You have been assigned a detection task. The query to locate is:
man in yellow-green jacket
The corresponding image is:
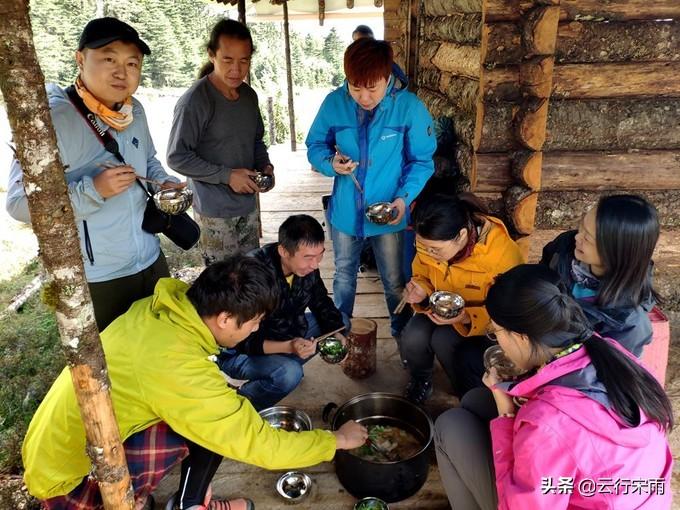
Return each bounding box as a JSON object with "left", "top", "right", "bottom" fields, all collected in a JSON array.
[{"left": 22, "top": 255, "right": 367, "bottom": 510}]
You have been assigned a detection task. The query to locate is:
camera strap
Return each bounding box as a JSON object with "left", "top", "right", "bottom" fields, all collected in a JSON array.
[{"left": 66, "top": 86, "right": 151, "bottom": 263}]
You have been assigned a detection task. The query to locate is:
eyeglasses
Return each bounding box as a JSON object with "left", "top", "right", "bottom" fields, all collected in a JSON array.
[{"left": 485, "top": 326, "right": 505, "bottom": 342}]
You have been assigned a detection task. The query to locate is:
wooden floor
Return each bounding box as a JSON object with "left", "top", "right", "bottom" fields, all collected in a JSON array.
[{"left": 153, "top": 146, "right": 453, "bottom": 509}]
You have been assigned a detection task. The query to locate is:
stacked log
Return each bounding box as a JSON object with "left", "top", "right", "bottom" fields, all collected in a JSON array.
[
  {"left": 472, "top": 3, "right": 680, "bottom": 230},
  {"left": 502, "top": 2, "right": 560, "bottom": 241},
  {"left": 414, "top": 1, "right": 485, "bottom": 182}
]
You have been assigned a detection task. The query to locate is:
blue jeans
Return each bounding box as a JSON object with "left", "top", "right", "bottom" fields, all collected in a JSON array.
[
  {"left": 331, "top": 226, "right": 409, "bottom": 337},
  {"left": 217, "top": 312, "right": 350, "bottom": 411}
]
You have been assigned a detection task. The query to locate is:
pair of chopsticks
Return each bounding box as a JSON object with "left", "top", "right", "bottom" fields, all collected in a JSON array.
[
  {"left": 314, "top": 326, "right": 346, "bottom": 343},
  {"left": 334, "top": 145, "right": 363, "bottom": 194},
  {"left": 393, "top": 295, "right": 408, "bottom": 315},
  {"left": 97, "top": 162, "right": 185, "bottom": 189}
]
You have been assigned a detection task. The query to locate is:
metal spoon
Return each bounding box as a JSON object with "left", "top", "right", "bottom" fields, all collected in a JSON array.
[{"left": 334, "top": 144, "right": 363, "bottom": 194}]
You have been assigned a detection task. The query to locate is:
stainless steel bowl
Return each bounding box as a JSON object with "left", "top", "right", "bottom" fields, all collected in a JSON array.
[
  {"left": 153, "top": 188, "right": 193, "bottom": 215},
  {"left": 317, "top": 336, "right": 348, "bottom": 364},
  {"left": 365, "top": 202, "right": 395, "bottom": 225},
  {"left": 259, "top": 406, "right": 312, "bottom": 432},
  {"left": 483, "top": 345, "right": 524, "bottom": 380},
  {"left": 276, "top": 471, "right": 313, "bottom": 503},
  {"left": 429, "top": 291, "right": 465, "bottom": 319},
  {"left": 251, "top": 172, "right": 274, "bottom": 192},
  {"left": 354, "top": 497, "right": 390, "bottom": 510}
]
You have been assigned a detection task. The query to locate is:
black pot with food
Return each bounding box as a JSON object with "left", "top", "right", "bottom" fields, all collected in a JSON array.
[{"left": 322, "top": 392, "right": 433, "bottom": 503}]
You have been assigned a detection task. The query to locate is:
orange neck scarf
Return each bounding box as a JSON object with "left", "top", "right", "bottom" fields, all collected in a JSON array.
[{"left": 75, "top": 77, "right": 133, "bottom": 131}]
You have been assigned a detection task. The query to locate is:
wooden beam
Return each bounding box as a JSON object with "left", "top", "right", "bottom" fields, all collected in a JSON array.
[
  {"left": 475, "top": 150, "right": 680, "bottom": 192},
  {"left": 486, "top": 20, "right": 680, "bottom": 65},
  {"left": 282, "top": 1, "right": 297, "bottom": 152},
  {"left": 422, "top": 13, "right": 483, "bottom": 44},
  {"left": 522, "top": 5, "right": 560, "bottom": 56},
  {"left": 484, "top": 62, "right": 680, "bottom": 101},
  {"left": 487, "top": 0, "right": 680, "bottom": 22},
  {"left": 431, "top": 42, "right": 482, "bottom": 78},
  {"left": 513, "top": 96, "right": 549, "bottom": 151},
  {"left": 479, "top": 97, "right": 680, "bottom": 152}
]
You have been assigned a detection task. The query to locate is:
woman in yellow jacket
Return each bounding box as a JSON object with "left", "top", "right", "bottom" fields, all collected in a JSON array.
[{"left": 401, "top": 193, "right": 524, "bottom": 404}]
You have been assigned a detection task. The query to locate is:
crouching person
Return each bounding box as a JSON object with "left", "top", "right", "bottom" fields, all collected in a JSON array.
[
  {"left": 434, "top": 264, "right": 672, "bottom": 510},
  {"left": 218, "top": 214, "right": 351, "bottom": 411},
  {"left": 22, "top": 255, "right": 367, "bottom": 510}
]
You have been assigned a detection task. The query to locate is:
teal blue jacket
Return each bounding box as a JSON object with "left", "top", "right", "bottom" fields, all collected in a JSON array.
[{"left": 305, "top": 71, "right": 436, "bottom": 238}]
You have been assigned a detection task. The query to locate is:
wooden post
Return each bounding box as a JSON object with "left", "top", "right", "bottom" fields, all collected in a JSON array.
[
  {"left": 267, "top": 96, "right": 275, "bottom": 145},
  {"left": 318, "top": 0, "right": 325, "bottom": 25},
  {"left": 0, "top": 3, "right": 134, "bottom": 509},
  {"left": 238, "top": 0, "right": 246, "bottom": 24},
  {"left": 283, "top": 0, "right": 297, "bottom": 151}
]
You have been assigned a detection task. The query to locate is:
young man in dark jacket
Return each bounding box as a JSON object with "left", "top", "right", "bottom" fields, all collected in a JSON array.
[{"left": 217, "top": 214, "right": 350, "bottom": 410}]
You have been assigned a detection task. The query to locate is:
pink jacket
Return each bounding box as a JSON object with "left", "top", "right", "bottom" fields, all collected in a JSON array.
[{"left": 491, "top": 342, "right": 672, "bottom": 510}]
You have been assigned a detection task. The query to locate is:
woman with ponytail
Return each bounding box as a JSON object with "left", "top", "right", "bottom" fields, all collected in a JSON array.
[
  {"left": 434, "top": 264, "right": 672, "bottom": 510},
  {"left": 540, "top": 194, "right": 661, "bottom": 356}
]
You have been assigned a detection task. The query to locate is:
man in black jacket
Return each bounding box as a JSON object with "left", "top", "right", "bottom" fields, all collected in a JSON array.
[{"left": 217, "top": 214, "right": 350, "bottom": 410}]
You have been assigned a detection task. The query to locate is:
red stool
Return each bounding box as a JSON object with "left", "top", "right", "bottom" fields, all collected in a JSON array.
[{"left": 641, "top": 307, "right": 670, "bottom": 387}]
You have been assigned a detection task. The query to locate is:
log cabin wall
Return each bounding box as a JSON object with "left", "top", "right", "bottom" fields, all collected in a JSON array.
[
  {"left": 386, "top": 0, "right": 680, "bottom": 233},
  {"left": 385, "top": 0, "right": 680, "bottom": 323}
]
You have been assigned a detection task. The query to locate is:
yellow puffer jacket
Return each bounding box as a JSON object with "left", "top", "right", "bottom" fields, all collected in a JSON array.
[
  {"left": 22, "top": 279, "right": 336, "bottom": 500},
  {"left": 412, "top": 215, "right": 524, "bottom": 337}
]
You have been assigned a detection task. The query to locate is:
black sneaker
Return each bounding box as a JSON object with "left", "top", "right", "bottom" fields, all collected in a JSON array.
[{"left": 404, "top": 377, "right": 433, "bottom": 404}]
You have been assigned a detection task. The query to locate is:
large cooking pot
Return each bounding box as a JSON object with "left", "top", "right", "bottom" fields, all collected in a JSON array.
[{"left": 323, "top": 392, "right": 433, "bottom": 503}]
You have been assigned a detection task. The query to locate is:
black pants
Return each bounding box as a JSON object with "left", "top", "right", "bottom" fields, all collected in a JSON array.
[
  {"left": 88, "top": 252, "right": 169, "bottom": 331},
  {"left": 176, "top": 440, "right": 224, "bottom": 508},
  {"left": 400, "top": 314, "right": 493, "bottom": 396}
]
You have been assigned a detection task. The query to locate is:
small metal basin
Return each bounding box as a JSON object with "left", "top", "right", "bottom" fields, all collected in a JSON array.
[
  {"left": 276, "top": 471, "right": 313, "bottom": 503},
  {"left": 251, "top": 172, "right": 274, "bottom": 192},
  {"left": 354, "top": 497, "right": 390, "bottom": 509},
  {"left": 316, "top": 336, "right": 348, "bottom": 364},
  {"left": 259, "top": 406, "right": 312, "bottom": 432}
]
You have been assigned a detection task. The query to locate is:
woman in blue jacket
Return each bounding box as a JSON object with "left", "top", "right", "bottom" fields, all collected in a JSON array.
[{"left": 306, "top": 38, "right": 436, "bottom": 339}]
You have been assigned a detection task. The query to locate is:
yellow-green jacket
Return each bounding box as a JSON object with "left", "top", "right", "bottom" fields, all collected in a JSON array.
[
  {"left": 412, "top": 215, "right": 524, "bottom": 337},
  {"left": 22, "top": 278, "right": 336, "bottom": 500}
]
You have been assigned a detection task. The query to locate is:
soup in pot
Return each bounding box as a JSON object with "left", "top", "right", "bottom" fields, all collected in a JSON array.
[{"left": 349, "top": 423, "right": 423, "bottom": 463}]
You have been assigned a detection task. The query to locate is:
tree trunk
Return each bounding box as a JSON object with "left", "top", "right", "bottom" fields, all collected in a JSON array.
[
  {"left": 477, "top": 150, "right": 680, "bottom": 192},
  {"left": 0, "top": 3, "right": 133, "bottom": 509},
  {"left": 282, "top": 2, "right": 297, "bottom": 151},
  {"left": 480, "top": 98, "right": 680, "bottom": 152},
  {"left": 487, "top": 0, "right": 680, "bottom": 22},
  {"left": 536, "top": 190, "right": 680, "bottom": 229},
  {"left": 487, "top": 19, "right": 680, "bottom": 65}
]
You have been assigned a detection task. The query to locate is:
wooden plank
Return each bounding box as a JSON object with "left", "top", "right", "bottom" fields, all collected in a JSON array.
[
  {"left": 487, "top": 0, "right": 680, "bottom": 22},
  {"left": 479, "top": 98, "right": 680, "bottom": 152},
  {"left": 487, "top": 20, "right": 680, "bottom": 65},
  {"left": 476, "top": 150, "right": 680, "bottom": 192},
  {"left": 260, "top": 192, "right": 327, "bottom": 212}
]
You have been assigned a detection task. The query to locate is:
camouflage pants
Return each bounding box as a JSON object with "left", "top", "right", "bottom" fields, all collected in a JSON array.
[{"left": 194, "top": 208, "right": 260, "bottom": 265}]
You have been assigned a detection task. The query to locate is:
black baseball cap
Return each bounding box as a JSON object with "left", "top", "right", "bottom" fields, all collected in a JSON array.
[{"left": 78, "top": 17, "right": 151, "bottom": 55}]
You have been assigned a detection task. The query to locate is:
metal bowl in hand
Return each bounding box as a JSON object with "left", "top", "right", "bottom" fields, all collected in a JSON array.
[
  {"left": 365, "top": 202, "right": 396, "bottom": 225},
  {"left": 483, "top": 345, "right": 523, "bottom": 380},
  {"left": 276, "top": 471, "right": 313, "bottom": 503},
  {"left": 429, "top": 291, "right": 465, "bottom": 319},
  {"left": 152, "top": 188, "right": 193, "bottom": 215},
  {"left": 251, "top": 172, "right": 274, "bottom": 192},
  {"left": 259, "top": 406, "right": 313, "bottom": 432},
  {"left": 317, "top": 336, "right": 348, "bottom": 364}
]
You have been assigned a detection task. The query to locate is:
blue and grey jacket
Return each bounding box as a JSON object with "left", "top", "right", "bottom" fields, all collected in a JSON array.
[
  {"left": 6, "top": 84, "right": 177, "bottom": 282},
  {"left": 305, "top": 68, "right": 436, "bottom": 238},
  {"left": 540, "top": 230, "right": 655, "bottom": 357}
]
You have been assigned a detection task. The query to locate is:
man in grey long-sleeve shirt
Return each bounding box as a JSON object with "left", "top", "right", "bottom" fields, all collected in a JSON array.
[{"left": 167, "top": 20, "right": 274, "bottom": 263}]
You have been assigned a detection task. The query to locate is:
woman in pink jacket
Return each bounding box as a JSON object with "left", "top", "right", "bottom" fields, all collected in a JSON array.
[{"left": 434, "top": 264, "right": 672, "bottom": 510}]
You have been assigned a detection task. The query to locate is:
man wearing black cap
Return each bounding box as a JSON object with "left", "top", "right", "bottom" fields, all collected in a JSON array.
[{"left": 6, "top": 17, "right": 182, "bottom": 331}]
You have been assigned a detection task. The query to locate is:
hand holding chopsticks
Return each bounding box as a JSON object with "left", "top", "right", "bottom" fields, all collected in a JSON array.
[{"left": 334, "top": 145, "right": 363, "bottom": 194}]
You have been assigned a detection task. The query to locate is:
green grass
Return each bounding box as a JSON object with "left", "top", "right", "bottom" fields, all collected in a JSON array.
[
  {"left": 0, "top": 260, "right": 64, "bottom": 474},
  {"left": 0, "top": 243, "right": 203, "bottom": 474}
]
